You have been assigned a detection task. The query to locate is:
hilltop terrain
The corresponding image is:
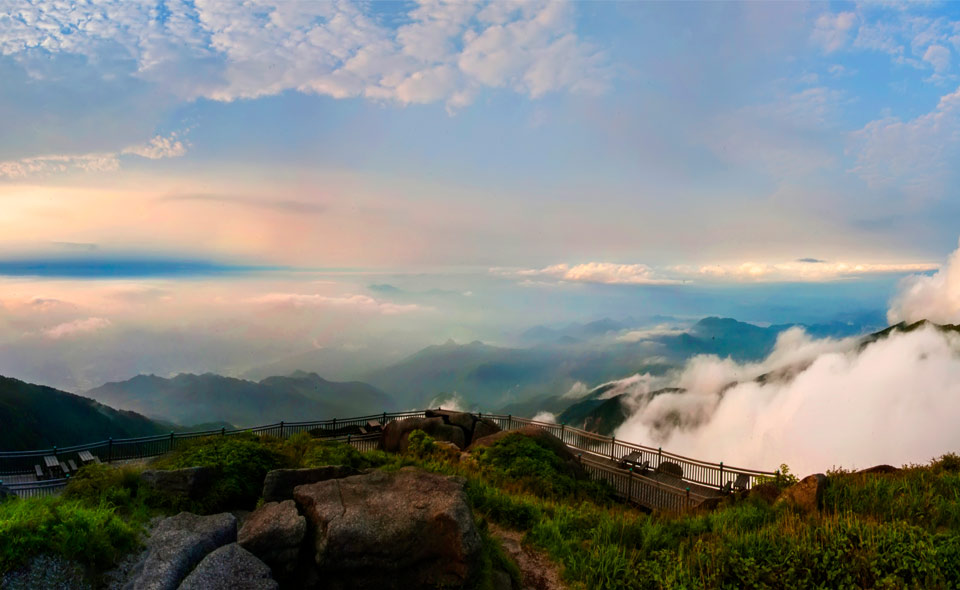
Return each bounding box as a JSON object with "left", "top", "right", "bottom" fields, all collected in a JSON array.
[{"left": 86, "top": 371, "right": 394, "bottom": 427}]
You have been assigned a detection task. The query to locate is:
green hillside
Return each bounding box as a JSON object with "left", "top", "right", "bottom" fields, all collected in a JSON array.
[{"left": 0, "top": 375, "right": 167, "bottom": 451}]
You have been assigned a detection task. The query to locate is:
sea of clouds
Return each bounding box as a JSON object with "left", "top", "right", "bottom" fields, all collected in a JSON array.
[{"left": 613, "top": 239, "right": 960, "bottom": 475}]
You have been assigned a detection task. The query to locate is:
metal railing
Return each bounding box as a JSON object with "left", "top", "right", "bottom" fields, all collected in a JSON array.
[
  {"left": 1, "top": 409, "right": 776, "bottom": 509},
  {"left": 480, "top": 413, "right": 777, "bottom": 492}
]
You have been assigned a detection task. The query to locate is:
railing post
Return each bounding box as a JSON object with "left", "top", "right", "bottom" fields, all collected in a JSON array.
[
  {"left": 107, "top": 438, "right": 113, "bottom": 463},
  {"left": 170, "top": 431, "right": 175, "bottom": 451},
  {"left": 280, "top": 421, "right": 284, "bottom": 438},
  {"left": 658, "top": 446, "right": 662, "bottom": 468},
  {"left": 719, "top": 461, "right": 724, "bottom": 490},
  {"left": 332, "top": 418, "right": 337, "bottom": 434},
  {"left": 382, "top": 412, "right": 387, "bottom": 425},
  {"left": 221, "top": 427, "right": 225, "bottom": 437},
  {"left": 561, "top": 423, "right": 566, "bottom": 443},
  {"left": 508, "top": 414, "right": 512, "bottom": 430},
  {"left": 610, "top": 436, "right": 615, "bottom": 460},
  {"left": 628, "top": 467, "right": 634, "bottom": 501}
]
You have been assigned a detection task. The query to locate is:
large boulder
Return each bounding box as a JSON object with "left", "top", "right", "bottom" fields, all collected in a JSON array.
[
  {"left": 262, "top": 466, "right": 362, "bottom": 503},
  {"left": 382, "top": 417, "right": 466, "bottom": 452},
  {"left": 776, "top": 473, "right": 827, "bottom": 514},
  {"left": 177, "top": 544, "right": 277, "bottom": 590},
  {"left": 123, "top": 512, "right": 237, "bottom": 590},
  {"left": 238, "top": 500, "right": 305, "bottom": 580},
  {"left": 472, "top": 417, "right": 502, "bottom": 442},
  {"left": 292, "top": 468, "right": 482, "bottom": 589},
  {"left": 140, "top": 467, "right": 216, "bottom": 502}
]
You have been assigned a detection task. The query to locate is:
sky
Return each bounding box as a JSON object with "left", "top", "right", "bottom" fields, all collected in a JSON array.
[{"left": 3, "top": 0, "right": 960, "bottom": 392}]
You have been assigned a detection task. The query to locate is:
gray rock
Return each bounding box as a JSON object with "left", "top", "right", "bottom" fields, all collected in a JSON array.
[
  {"left": 472, "top": 417, "right": 502, "bottom": 442},
  {"left": 293, "top": 468, "right": 481, "bottom": 589},
  {"left": 123, "top": 512, "right": 237, "bottom": 590},
  {"left": 177, "top": 544, "right": 277, "bottom": 590},
  {"left": 261, "top": 466, "right": 361, "bottom": 503},
  {"left": 0, "top": 554, "right": 90, "bottom": 590},
  {"left": 382, "top": 417, "right": 467, "bottom": 452},
  {"left": 238, "top": 500, "right": 305, "bottom": 580},
  {"left": 140, "top": 467, "right": 216, "bottom": 501}
]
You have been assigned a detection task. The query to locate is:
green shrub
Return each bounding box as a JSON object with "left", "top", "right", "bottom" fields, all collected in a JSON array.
[
  {"left": 406, "top": 429, "right": 437, "bottom": 458},
  {"left": 150, "top": 433, "right": 284, "bottom": 511},
  {"left": 63, "top": 463, "right": 144, "bottom": 516},
  {"left": 0, "top": 496, "right": 140, "bottom": 575},
  {"left": 302, "top": 439, "right": 396, "bottom": 470}
]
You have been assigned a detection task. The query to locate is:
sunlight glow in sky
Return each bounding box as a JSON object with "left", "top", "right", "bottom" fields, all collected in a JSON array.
[{"left": 2, "top": 0, "right": 960, "bottom": 390}]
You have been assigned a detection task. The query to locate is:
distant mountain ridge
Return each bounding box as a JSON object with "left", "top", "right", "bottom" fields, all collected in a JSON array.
[
  {"left": 0, "top": 374, "right": 168, "bottom": 451},
  {"left": 86, "top": 371, "right": 394, "bottom": 427}
]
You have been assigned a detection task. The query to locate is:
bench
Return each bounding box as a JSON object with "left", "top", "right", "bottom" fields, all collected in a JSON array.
[
  {"left": 619, "top": 450, "right": 643, "bottom": 469},
  {"left": 68, "top": 459, "right": 79, "bottom": 473},
  {"left": 78, "top": 450, "right": 96, "bottom": 464},
  {"left": 367, "top": 420, "right": 382, "bottom": 431},
  {"left": 34, "top": 465, "right": 44, "bottom": 480},
  {"left": 60, "top": 461, "right": 71, "bottom": 476},
  {"left": 733, "top": 473, "right": 750, "bottom": 492}
]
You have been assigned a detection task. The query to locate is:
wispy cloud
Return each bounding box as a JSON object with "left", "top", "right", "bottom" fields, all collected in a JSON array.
[
  {"left": 248, "top": 293, "right": 426, "bottom": 315},
  {"left": 680, "top": 260, "right": 939, "bottom": 282},
  {"left": 157, "top": 193, "right": 325, "bottom": 215},
  {"left": 498, "top": 262, "right": 681, "bottom": 286},
  {"left": 0, "top": 132, "right": 187, "bottom": 179},
  {"left": 43, "top": 317, "right": 112, "bottom": 340}
]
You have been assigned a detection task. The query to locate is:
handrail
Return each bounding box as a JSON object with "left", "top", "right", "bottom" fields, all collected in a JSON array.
[{"left": 1, "top": 408, "right": 776, "bottom": 508}]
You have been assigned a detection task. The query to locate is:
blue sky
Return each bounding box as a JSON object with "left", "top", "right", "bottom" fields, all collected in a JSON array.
[{"left": 3, "top": 0, "right": 960, "bottom": 390}]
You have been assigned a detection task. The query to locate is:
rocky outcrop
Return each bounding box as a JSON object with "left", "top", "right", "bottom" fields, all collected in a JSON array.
[
  {"left": 856, "top": 464, "right": 901, "bottom": 475},
  {"left": 381, "top": 417, "right": 466, "bottom": 452},
  {"left": 776, "top": 473, "right": 827, "bottom": 513},
  {"left": 123, "top": 512, "right": 237, "bottom": 590},
  {"left": 382, "top": 411, "right": 503, "bottom": 453},
  {"left": 140, "top": 467, "right": 216, "bottom": 502},
  {"left": 292, "top": 468, "right": 482, "bottom": 589},
  {"left": 177, "top": 544, "right": 277, "bottom": 590},
  {"left": 238, "top": 500, "right": 305, "bottom": 580},
  {"left": 261, "top": 466, "right": 362, "bottom": 502}
]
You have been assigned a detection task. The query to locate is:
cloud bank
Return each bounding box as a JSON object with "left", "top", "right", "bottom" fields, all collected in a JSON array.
[
  {"left": 888, "top": 239, "right": 960, "bottom": 325},
  {"left": 613, "top": 323, "right": 960, "bottom": 475}
]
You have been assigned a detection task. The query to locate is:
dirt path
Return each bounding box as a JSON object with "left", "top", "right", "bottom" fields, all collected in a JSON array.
[{"left": 489, "top": 523, "right": 567, "bottom": 590}]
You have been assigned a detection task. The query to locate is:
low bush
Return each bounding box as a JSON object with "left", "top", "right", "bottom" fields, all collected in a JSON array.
[{"left": 150, "top": 433, "right": 284, "bottom": 511}]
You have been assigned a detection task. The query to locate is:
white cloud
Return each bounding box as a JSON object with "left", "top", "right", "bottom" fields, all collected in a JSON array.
[
  {"left": 249, "top": 293, "right": 425, "bottom": 315},
  {"left": 811, "top": 11, "right": 857, "bottom": 53},
  {"left": 614, "top": 325, "right": 960, "bottom": 474},
  {"left": 506, "top": 262, "right": 680, "bottom": 285},
  {"left": 848, "top": 85, "right": 960, "bottom": 197},
  {"left": 684, "top": 260, "right": 939, "bottom": 282},
  {"left": 0, "top": 133, "right": 187, "bottom": 179},
  {"left": 923, "top": 43, "right": 952, "bottom": 74},
  {"left": 888, "top": 237, "right": 960, "bottom": 325},
  {"left": 2, "top": 0, "right": 609, "bottom": 109},
  {"left": 43, "top": 317, "right": 112, "bottom": 339}
]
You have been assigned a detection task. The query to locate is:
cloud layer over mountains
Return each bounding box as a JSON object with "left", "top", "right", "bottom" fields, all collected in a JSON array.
[{"left": 613, "top": 245, "right": 960, "bottom": 474}]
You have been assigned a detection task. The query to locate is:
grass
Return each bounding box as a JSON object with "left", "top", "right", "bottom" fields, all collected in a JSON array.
[{"left": 3, "top": 429, "right": 960, "bottom": 589}]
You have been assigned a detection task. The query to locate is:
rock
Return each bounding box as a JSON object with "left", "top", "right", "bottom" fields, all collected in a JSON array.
[
  {"left": 856, "top": 464, "right": 901, "bottom": 475},
  {"left": 177, "top": 544, "right": 277, "bottom": 590},
  {"left": 382, "top": 417, "right": 467, "bottom": 452},
  {"left": 293, "top": 468, "right": 481, "bottom": 589},
  {"left": 747, "top": 481, "right": 781, "bottom": 505},
  {"left": 490, "top": 569, "right": 514, "bottom": 590},
  {"left": 261, "top": 466, "right": 361, "bottom": 502},
  {"left": 776, "top": 473, "right": 827, "bottom": 513},
  {"left": 1, "top": 554, "right": 91, "bottom": 590},
  {"left": 425, "top": 409, "right": 477, "bottom": 435},
  {"left": 140, "top": 467, "right": 216, "bottom": 502},
  {"left": 472, "top": 417, "right": 501, "bottom": 442},
  {"left": 238, "top": 500, "right": 305, "bottom": 580},
  {"left": 468, "top": 426, "right": 586, "bottom": 480},
  {"left": 656, "top": 462, "right": 683, "bottom": 479},
  {"left": 123, "top": 512, "right": 237, "bottom": 590}
]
